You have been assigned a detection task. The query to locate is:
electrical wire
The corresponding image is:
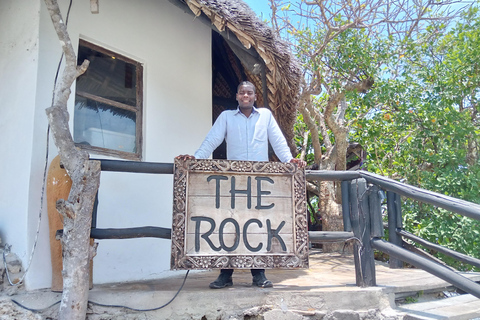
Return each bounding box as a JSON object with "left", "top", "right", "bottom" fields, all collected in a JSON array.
[
  {"left": 11, "top": 270, "right": 190, "bottom": 313},
  {"left": 89, "top": 270, "right": 190, "bottom": 312},
  {"left": 2, "top": 0, "right": 74, "bottom": 287},
  {"left": 3, "top": 125, "right": 50, "bottom": 286}
]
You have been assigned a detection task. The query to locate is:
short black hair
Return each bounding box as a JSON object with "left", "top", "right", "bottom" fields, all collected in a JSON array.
[{"left": 237, "top": 81, "right": 256, "bottom": 93}]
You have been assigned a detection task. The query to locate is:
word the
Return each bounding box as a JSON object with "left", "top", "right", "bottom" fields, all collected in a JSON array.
[{"left": 207, "top": 175, "right": 275, "bottom": 209}]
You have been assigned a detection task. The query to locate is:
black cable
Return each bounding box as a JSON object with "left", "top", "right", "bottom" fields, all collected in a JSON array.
[
  {"left": 11, "top": 299, "right": 60, "bottom": 313},
  {"left": 13, "top": 0, "right": 187, "bottom": 314},
  {"left": 11, "top": 270, "right": 190, "bottom": 313},
  {"left": 52, "top": 0, "right": 73, "bottom": 93},
  {"left": 4, "top": 0, "right": 75, "bottom": 289},
  {"left": 65, "top": 0, "right": 73, "bottom": 25},
  {"left": 89, "top": 270, "right": 190, "bottom": 312}
]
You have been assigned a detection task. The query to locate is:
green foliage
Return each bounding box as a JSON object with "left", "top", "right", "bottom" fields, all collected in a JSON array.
[
  {"left": 403, "top": 295, "right": 419, "bottom": 304},
  {"left": 287, "top": 1, "right": 480, "bottom": 269},
  {"left": 347, "top": 7, "right": 480, "bottom": 270}
]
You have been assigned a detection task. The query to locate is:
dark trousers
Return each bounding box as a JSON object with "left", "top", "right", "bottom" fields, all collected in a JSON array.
[{"left": 220, "top": 269, "right": 264, "bottom": 276}]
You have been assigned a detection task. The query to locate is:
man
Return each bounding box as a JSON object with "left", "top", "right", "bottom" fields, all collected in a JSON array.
[{"left": 177, "top": 81, "right": 305, "bottom": 289}]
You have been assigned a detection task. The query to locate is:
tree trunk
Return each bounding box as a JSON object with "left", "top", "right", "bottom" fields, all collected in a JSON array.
[
  {"left": 56, "top": 159, "right": 99, "bottom": 319},
  {"left": 318, "top": 181, "right": 345, "bottom": 253},
  {"left": 43, "top": 1, "right": 100, "bottom": 319}
]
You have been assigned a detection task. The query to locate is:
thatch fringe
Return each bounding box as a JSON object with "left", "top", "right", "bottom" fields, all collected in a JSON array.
[{"left": 181, "top": 0, "right": 302, "bottom": 152}]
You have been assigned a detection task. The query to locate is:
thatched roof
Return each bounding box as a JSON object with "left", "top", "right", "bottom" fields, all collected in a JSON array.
[{"left": 174, "top": 0, "right": 302, "bottom": 152}]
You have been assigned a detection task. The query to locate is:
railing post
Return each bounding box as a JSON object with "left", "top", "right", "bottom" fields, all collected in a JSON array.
[
  {"left": 395, "top": 193, "right": 403, "bottom": 229},
  {"left": 92, "top": 191, "right": 99, "bottom": 229},
  {"left": 368, "top": 185, "right": 384, "bottom": 238},
  {"left": 341, "top": 180, "right": 352, "bottom": 232},
  {"left": 387, "top": 191, "right": 403, "bottom": 268},
  {"left": 349, "top": 178, "right": 376, "bottom": 287}
]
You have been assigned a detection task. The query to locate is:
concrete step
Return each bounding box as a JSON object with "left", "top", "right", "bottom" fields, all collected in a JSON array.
[
  {"left": 397, "top": 294, "right": 480, "bottom": 320},
  {"left": 6, "top": 251, "right": 480, "bottom": 319}
]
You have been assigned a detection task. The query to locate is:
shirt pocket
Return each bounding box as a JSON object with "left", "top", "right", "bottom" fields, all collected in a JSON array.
[{"left": 253, "top": 124, "right": 267, "bottom": 142}]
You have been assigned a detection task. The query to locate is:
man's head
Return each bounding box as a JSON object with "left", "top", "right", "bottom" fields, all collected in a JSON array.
[{"left": 236, "top": 81, "right": 257, "bottom": 109}]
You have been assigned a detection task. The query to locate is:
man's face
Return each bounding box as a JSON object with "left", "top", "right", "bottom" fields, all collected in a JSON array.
[{"left": 236, "top": 84, "right": 256, "bottom": 109}]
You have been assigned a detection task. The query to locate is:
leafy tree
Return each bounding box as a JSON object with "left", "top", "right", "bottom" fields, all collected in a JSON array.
[
  {"left": 349, "top": 6, "right": 480, "bottom": 269},
  {"left": 269, "top": 0, "right": 468, "bottom": 251}
]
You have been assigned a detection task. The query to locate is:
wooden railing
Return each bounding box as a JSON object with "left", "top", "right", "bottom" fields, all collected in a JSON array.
[
  {"left": 306, "top": 170, "right": 480, "bottom": 298},
  {"left": 82, "top": 159, "right": 480, "bottom": 298}
]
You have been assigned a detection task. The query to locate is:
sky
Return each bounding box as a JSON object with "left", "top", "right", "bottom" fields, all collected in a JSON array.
[{"left": 242, "top": 0, "right": 272, "bottom": 21}]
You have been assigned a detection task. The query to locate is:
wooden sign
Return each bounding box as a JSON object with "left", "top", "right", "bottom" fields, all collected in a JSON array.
[{"left": 171, "top": 159, "right": 308, "bottom": 270}]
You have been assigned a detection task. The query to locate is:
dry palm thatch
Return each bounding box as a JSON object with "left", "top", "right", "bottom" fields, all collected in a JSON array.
[{"left": 177, "top": 0, "right": 302, "bottom": 151}]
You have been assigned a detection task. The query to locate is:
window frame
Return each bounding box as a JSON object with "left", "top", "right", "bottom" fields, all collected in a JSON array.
[{"left": 74, "top": 39, "right": 143, "bottom": 160}]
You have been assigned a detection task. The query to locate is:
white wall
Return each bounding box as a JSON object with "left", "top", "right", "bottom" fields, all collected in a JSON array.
[
  {"left": 0, "top": 0, "right": 41, "bottom": 283},
  {"left": 2, "top": 0, "right": 213, "bottom": 290}
]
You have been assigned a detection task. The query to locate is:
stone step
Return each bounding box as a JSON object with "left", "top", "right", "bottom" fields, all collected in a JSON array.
[{"left": 397, "top": 294, "right": 480, "bottom": 320}]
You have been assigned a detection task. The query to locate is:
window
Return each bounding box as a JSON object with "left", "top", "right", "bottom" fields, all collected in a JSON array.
[{"left": 74, "top": 40, "right": 143, "bottom": 160}]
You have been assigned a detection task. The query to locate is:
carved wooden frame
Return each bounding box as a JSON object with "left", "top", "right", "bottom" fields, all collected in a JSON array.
[{"left": 171, "top": 159, "right": 308, "bottom": 270}]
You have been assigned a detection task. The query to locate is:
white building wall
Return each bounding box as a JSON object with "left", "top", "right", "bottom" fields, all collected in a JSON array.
[
  {"left": 0, "top": 0, "right": 41, "bottom": 285},
  {"left": 2, "top": 0, "right": 212, "bottom": 290}
]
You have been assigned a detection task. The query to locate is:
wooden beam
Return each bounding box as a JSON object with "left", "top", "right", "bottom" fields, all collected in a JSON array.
[
  {"left": 90, "top": 227, "right": 171, "bottom": 239},
  {"left": 360, "top": 171, "right": 480, "bottom": 221},
  {"left": 398, "top": 229, "right": 480, "bottom": 269},
  {"left": 168, "top": 1, "right": 267, "bottom": 107},
  {"left": 56, "top": 227, "right": 172, "bottom": 240},
  {"left": 93, "top": 159, "right": 174, "bottom": 174},
  {"left": 371, "top": 238, "right": 480, "bottom": 299},
  {"left": 168, "top": 0, "right": 260, "bottom": 60},
  {"left": 306, "top": 170, "right": 361, "bottom": 181},
  {"left": 308, "top": 231, "right": 354, "bottom": 242}
]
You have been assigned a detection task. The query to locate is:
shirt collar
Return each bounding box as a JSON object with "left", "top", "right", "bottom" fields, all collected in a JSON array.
[{"left": 234, "top": 106, "right": 259, "bottom": 115}]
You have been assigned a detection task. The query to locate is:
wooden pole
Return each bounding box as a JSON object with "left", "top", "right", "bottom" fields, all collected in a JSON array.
[
  {"left": 341, "top": 180, "right": 352, "bottom": 232},
  {"left": 368, "top": 185, "right": 384, "bottom": 238},
  {"left": 349, "top": 179, "right": 376, "bottom": 286},
  {"left": 387, "top": 191, "right": 403, "bottom": 268}
]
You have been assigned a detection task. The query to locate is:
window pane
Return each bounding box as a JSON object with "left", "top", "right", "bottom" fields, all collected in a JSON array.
[
  {"left": 76, "top": 45, "right": 137, "bottom": 106},
  {"left": 74, "top": 96, "right": 137, "bottom": 153}
]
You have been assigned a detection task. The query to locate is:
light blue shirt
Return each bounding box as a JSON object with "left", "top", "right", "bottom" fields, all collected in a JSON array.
[{"left": 194, "top": 107, "right": 293, "bottom": 163}]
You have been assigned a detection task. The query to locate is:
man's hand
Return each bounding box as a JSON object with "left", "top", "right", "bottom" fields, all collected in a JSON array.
[
  {"left": 176, "top": 154, "right": 196, "bottom": 161},
  {"left": 290, "top": 158, "right": 306, "bottom": 169}
]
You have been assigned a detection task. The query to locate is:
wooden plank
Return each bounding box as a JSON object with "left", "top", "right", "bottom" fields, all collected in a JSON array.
[
  {"left": 76, "top": 91, "right": 137, "bottom": 113},
  {"left": 360, "top": 171, "right": 480, "bottom": 220},
  {"left": 398, "top": 229, "right": 480, "bottom": 269},
  {"left": 306, "top": 170, "right": 361, "bottom": 181},
  {"left": 306, "top": 169, "right": 480, "bottom": 223},
  {"left": 187, "top": 172, "right": 293, "bottom": 197},
  {"left": 167, "top": 0, "right": 260, "bottom": 60},
  {"left": 398, "top": 294, "right": 480, "bottom": 319},
  {"left": 185, "top": 234, "right": 295, "bottom": 255},
  {"left": 308, "top": 231, "right": 355, "bottom": 242},
  {"left": 56, "top": 227, "right": 172, "bottom": 240},
  {"left": 186, "top": 197, "right": 294, "bottom": 234},
  {"left": 171, "top": 159, "right": 308, "bottom": 270},
  {"left": 371, "top": 238, "right": 480, "bottom": 299},
  {"left": 94, "top": 159, "right": 173, "bottom": 174}
]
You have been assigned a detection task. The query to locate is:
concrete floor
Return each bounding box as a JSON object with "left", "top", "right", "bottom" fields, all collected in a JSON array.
[{"left": 5, "top": 250, "right": 480, "bottom": 319}]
